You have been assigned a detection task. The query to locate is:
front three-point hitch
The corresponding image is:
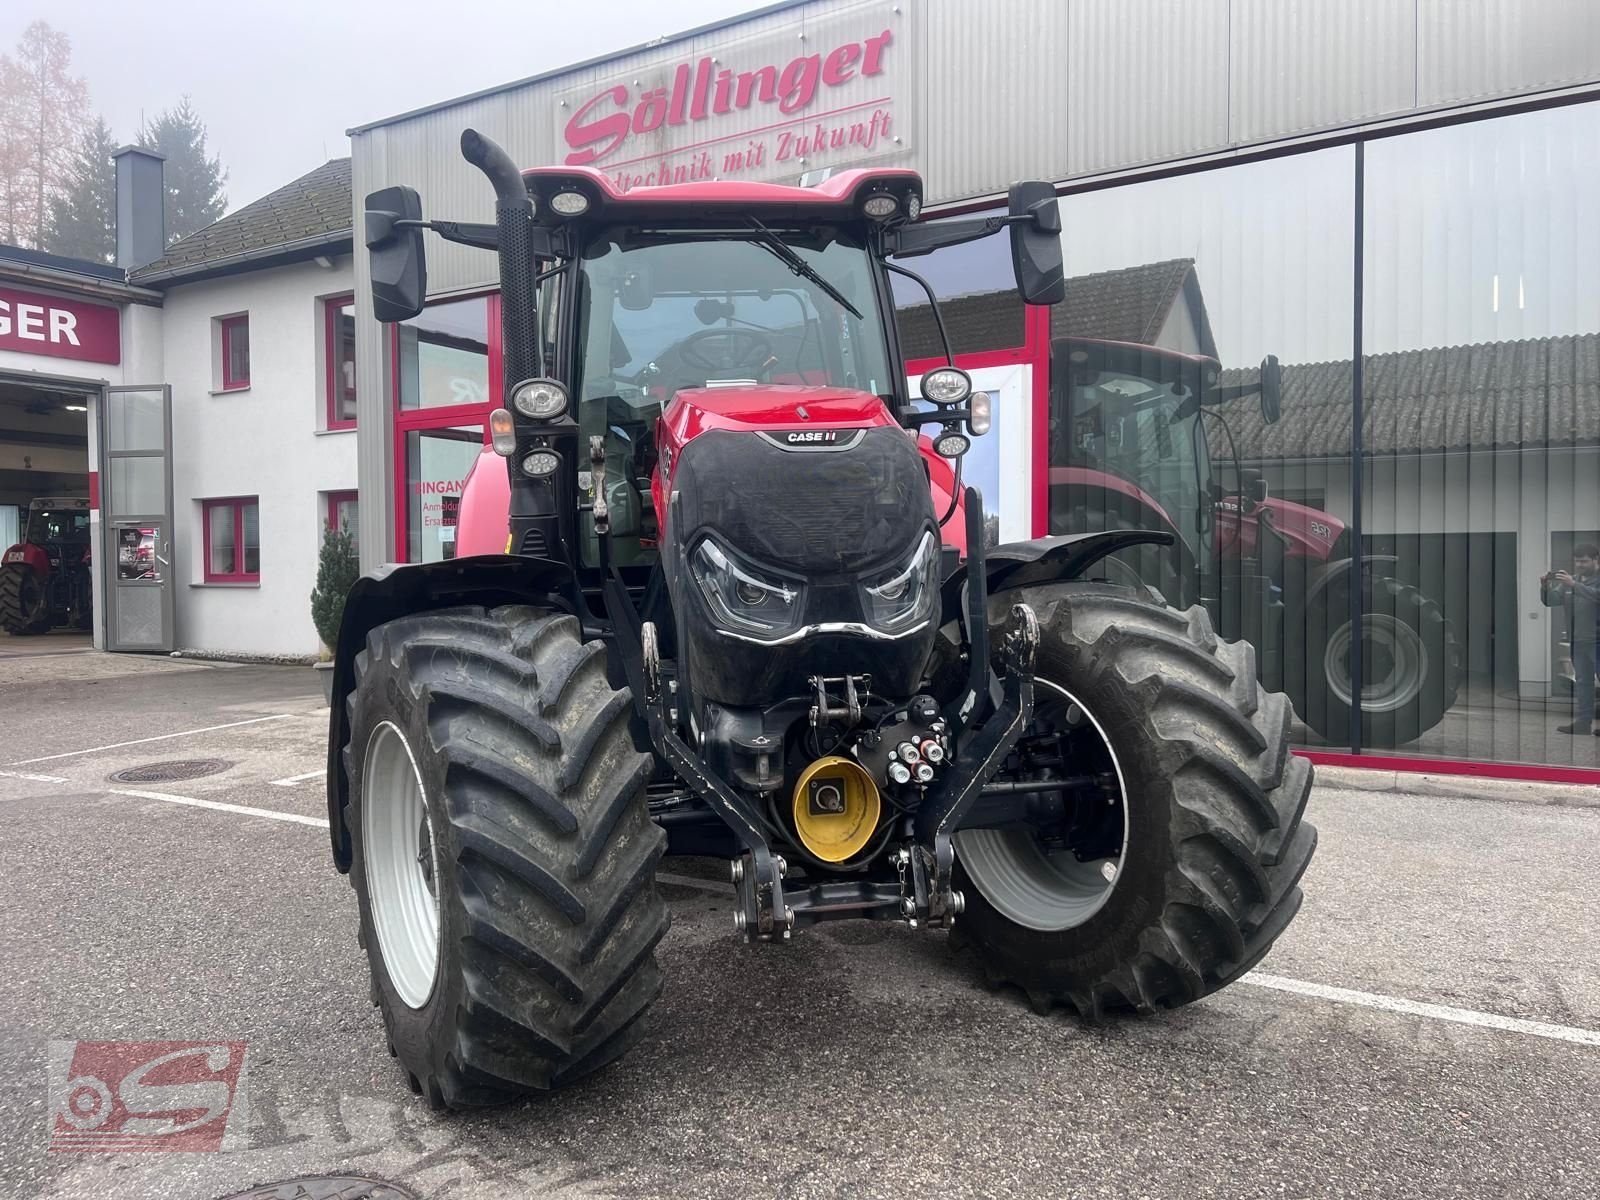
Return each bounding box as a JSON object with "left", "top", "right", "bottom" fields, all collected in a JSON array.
[{"left": 640, "top": 495, "right": 1037, "bottom": 943}]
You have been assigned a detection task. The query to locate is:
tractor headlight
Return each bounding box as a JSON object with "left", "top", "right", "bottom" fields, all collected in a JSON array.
[
  {"left": 511, "top": 378, "right": 568, "bottom": 421},
  {"left": 689, "top": 538, "right": 803, "bottom": 639},
  {"left": 921, "top": 366, "right": 971, "bottom": 406},
  {"left": 860, "top": 531, "right": 939, "bottom": 633}
]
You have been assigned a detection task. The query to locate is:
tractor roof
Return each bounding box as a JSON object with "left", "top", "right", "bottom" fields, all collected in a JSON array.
[{"left": 521, "top": 165, "right": 923, "bottom": 226}]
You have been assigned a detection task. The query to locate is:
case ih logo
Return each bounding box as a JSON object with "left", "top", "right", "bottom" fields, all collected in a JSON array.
[
  {"left": 49, "top": 1040, "right": 247, "bottom": 1152},
  {"left": 783, "top": 430, "right": 842, "bottom": 444},
  {"left": 559, "top": 8, "right": 906, "bottom": 192}
]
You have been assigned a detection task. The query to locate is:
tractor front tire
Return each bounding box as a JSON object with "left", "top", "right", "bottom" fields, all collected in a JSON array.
[
  {"left": 343, "top": 605, "right": 668, "bottom": 1109},
  {"left": 0, "top": 564, "right": 50, "bottom": 634},
  {"left": 952, "top": 583, "right": 1316, "bottom": 1017}
]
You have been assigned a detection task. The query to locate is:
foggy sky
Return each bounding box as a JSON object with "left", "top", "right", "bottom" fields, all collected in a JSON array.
[{"left": 4, "top": 0, "right": 769, "bottom": 216}]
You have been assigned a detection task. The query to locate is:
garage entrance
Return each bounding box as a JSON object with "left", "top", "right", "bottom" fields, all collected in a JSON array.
[
  {"left": 0, "top": 373, "right": 95, "bottom": 646},
  {"left": 0, "top": 374, "right": 175, "bottom": 652}
]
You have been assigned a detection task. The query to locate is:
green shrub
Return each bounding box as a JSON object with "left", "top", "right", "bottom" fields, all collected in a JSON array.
[{"left": 310, "top": 521, "right": 359, "bottom": 652}]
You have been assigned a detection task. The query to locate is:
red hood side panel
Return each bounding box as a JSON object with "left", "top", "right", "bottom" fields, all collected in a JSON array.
[
  {"left": 1215, "top": 495, "right": 1346, "bottom": 562},
  {"left": 455, "top": 447, "right": 512, "bottom": 559}
]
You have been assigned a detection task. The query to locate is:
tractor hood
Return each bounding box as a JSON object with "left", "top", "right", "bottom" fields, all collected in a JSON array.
[{"left": 660, "top": 384, "right": 896, "bottom": 445}]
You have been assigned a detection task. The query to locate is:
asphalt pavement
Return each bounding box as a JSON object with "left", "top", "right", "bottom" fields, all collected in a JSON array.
[{"left": 0, "top": 643, "right": 1596, "bottom": 1199}]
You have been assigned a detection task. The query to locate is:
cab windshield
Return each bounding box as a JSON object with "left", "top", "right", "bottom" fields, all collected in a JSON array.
[{"left": 574, "top": 230, "right": 893, "bottom": 420}]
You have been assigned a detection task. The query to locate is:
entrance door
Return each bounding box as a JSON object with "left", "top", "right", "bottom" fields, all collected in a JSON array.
[{"left": 102, "top": 385, "right": 174, "bottom": 651}]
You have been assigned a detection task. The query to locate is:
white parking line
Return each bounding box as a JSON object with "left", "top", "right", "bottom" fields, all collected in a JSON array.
[
  {"left": 1240, "top": 972, "right": 1600, "bottom": 1048},
  {"left": 0, "top": 769, "right": 70, "bottom": 783},
  {"left": 8, "top": 714, "right": 296, "bottom": 765},
  {"left": 270, "top": 769, "right": 324, "bottom": 787},
  {"left": 67, "top": 774, "right": 1600, "bottom": 1050},
  {"left": 108, "top": 788, "right": 330, "bottom": 829}
]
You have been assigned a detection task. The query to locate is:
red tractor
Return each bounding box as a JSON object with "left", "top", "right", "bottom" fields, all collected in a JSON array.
[
  {"left": 1, "top": 496, "right": 93, "bottom": 635},
  {"left": 326, "top": 130, "right": 1316, "bottom": 1109},
  {"left": 1048, "top": 338, "right": 1460, "bottom": 747}
]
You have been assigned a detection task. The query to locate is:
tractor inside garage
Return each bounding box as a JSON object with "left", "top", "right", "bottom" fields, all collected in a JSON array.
[{"left": 0, "top": 376, "right": 94, "bottom": 640}]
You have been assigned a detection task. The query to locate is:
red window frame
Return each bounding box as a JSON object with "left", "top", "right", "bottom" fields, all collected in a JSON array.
[
  {"left": 220, "top": 315, "right": 250, "bottom": 390},
  {"left": 202, "top": 496, "right": 259, "bottom": 583},
  {"left": 325, "top": 295, "right": 357, "bottom": 429},
  {"left": 326, "top": 489, "right": 358, "bottom": 534},
  {"left": 391, "top": 293, "right": 500, "bottom": 562}
]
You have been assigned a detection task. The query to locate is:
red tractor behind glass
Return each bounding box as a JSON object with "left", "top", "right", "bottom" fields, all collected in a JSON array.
[{"left": 1047, "top": 337, "right": 1460, "bottom": 747}]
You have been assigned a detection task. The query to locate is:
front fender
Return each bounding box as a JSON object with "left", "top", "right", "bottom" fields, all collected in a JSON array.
[
  {"left": 325, "top": 553, "right": 575, "bottom": 871},
  {"left": 2, "top": 543, "right": 50, "bottom": 576},
  {"left": 939, "top": 529, "right": 1177, "bottom": 627}
]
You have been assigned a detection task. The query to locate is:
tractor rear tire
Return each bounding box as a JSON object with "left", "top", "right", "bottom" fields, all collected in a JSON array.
[
  {"left": 952, "top": 582, "right": 1316, "bottom": 1017},
  {"left": 1294, "top": 573, "right": 1461, "bottom": 748},
  {"left": 0, "top": 564, "right": 50, "bottom": 634},
  {"left": 343, "top": 605, "right": 668, "bottom": 1109}
]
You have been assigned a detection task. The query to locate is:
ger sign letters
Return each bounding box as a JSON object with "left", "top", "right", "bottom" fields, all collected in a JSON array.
[{"left": 0, "top": 285, "right": 122, "bottom": 366}]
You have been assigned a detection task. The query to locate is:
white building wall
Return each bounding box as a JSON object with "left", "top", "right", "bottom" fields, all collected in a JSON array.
[{"left": 159, "top": 257, "right": 357, "bottom": 658}]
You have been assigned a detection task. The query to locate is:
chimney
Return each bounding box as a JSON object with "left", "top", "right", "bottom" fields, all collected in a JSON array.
[{"left": 112, "top": 145, "right": 166, "bottom": 269}]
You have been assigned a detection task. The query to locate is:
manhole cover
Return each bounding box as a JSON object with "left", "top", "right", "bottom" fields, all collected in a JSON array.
[
  {"left": 215, "top": 1176, "right": 418, "bottom": 1200},
  {"left": 110, "top": 759, "right": 231, "bottom": 784}
]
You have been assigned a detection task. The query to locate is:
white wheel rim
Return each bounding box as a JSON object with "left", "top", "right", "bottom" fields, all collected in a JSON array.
[
  {"left": 362, "top": 720, "right": 440, "bottom": 1009},
  {"left": 954, "top": 680, "right": 1128, "bottom": 933},
  {"left": 1324, "top": 614, "right": 1428, "bottom": 714}
]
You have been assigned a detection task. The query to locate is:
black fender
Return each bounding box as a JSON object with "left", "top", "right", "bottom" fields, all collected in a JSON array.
[
  {"left": 325, "top": 553, "right": 574, "bottom": 871},
  {"left": 940, "top": 529, "right": 1177, "bottom": 624},
  {"left": 1293, "top": 552, "right": 1402, "bottom": 617}
]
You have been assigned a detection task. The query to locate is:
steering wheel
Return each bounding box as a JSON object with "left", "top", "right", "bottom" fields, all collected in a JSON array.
[{"left": 679, "top": 328, "right": 775, "bottom": 375}]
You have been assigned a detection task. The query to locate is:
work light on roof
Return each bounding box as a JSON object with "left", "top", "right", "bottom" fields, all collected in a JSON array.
[
  {"left": 862, "top": 194, "right": 899, "bottom": 219},
  {"left": 906, "top": 194, "right": 922, "bottom": 221},
  {"left": 921, "top": 366, "right": 972, "bottom": 405},
  {"left": 550, "top": 190, "right": 590, "bottom": 216}
]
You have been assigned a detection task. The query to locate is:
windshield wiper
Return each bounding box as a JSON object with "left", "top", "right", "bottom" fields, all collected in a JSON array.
[{"left": 745, "top": 217, "right": 863, "bottom": 319}]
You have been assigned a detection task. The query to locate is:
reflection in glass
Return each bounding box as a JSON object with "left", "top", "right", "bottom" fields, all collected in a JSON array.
[
  {"left": 1364, "top": 102, "right": 1600, "bottom": 765},
  {"left": 397, "top": 297, "right": 490, "bottom": 411},
  {"left": 331, "top": 301, "right": 358, "bottom": 423},
  {"left": 1050, "top": 147, "right": 1360, "bottom": 750},
  {"left": 407, "top": 427, "right": 483, "bottom": 563},
  {"left": 208, "top": 510, "right": 235, "bottom": 576}
]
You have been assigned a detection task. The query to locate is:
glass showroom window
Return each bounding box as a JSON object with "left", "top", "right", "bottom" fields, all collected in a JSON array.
[
  {"left": 890, "top": 207, "right": 1027, "bottom": 358},
  {"left": 220, "top": 315, "right": 250, "bottom": 390},
  {"left": 392, "top": 295, "right": 495, "bottom": 562},
  {"left": 203, "top": 497, "right": 260, "bottom": 582},
  {"left": 326, "top": 296, "right": 357, "bottom": 428},
  {"left": 1363, "top": 101, "right": 1600, "bottom": 767},
  {"left": 1055, "top": 147, "right": 1359, "bottom": 752}
]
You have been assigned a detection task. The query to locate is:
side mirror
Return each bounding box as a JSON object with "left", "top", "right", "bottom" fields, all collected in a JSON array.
[
  {"left": 1006, "top": 181, "right": 1065, "bottom": 306},
  {"left": 365, "top": 186, "right": 426, "bottom": 323},
  {"left": 1259, "top": 354, "right": 1282, "bottom": 425},
  {"left": 1241, "top": 468, "right": 1270, "bottom": 505}
]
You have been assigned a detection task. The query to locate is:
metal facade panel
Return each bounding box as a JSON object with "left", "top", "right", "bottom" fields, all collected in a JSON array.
[
  {"left": 920, "top": 0, "right": 1073, "bottom": 203},
  {"left": 1066, "top": 0, "right": 1230, "bottom": 177},
  {"left": 1419, "top": 0, "right": 1600, "bottom": 107},
  {"left": 1231, "top": 0, "right": 1417, "bottom": 142}
]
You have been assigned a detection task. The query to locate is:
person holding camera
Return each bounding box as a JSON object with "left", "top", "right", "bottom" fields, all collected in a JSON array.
[{"left": 1542, "top": 543, "right": 1600, "bottom": 735}]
